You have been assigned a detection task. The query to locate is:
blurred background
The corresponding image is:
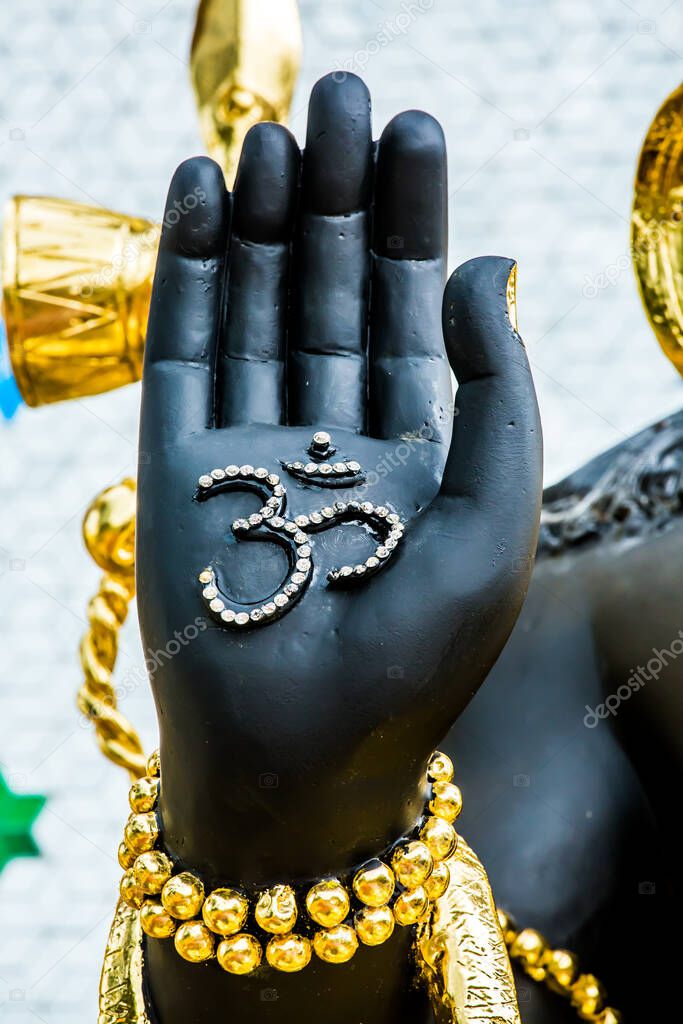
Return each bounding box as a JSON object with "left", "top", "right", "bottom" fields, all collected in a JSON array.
[{"left": 1, "top": 0, "right": 683, "bottom": 1020}]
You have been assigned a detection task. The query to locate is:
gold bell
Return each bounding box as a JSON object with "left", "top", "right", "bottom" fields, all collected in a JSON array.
[{"left": 1, "top": 0, "right": 302, "bottom": 408}]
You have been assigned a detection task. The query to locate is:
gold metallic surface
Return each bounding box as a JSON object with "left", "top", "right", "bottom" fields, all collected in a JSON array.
[
  {"left": 420, "top": 817, "right": 457, "bottom": 862},
  {"left": 78, "top": 481, "right": 146, "bottom": 779},
  {"left": 305, "top": 879, "right": 350, "bottom": 928},
  {"left": 120, "top": 871, "right": 146, "bottom": 911},
  {"left": 140, "top": 900, "right": 177, "bottom": 940},
  {"left": 129, "top": 777, "right": 160, "bottom": 815},
  {"left": 217, "top": 933, "right": 263, "bottom": 974},
  {"left": 124, "top": 813, "right": 159, "bottom": 855},
  {"left": 354, "top": 905, "right": 395, "bottom": 946},
  {"left": 191, "top": 0, "right": 302, "bottom": 186},
  {"left": 174, "top": 921, "right": 216, "bottom": 963},
  {"left": 393, "top": 886, "right": 428, "bottom": 927},
  {"left": 134, "top": 851, "right": 173, "bottom": 894},
  {"left": 313, "top": 924, "right": 359, "bottom": 964},
  {"left": 203, "top": 888, "right": 249, "bottom": 936},
  {"left": 98, "top": 900, "right": 149, "bottom": 1024},
  {"left": 500, "top": 904, "right": 621, "bottom": 1021},
  {"left": 118, "top": 842, "right": 137, "bottom": 871},
  {"left": 416, "top": 838, "right": 521, "bottom": 1024},
  {"left": 2, "top": 196, "right": 156, "bottom": 405},
  {"left": 161, "top": 872, "right": 205, "bottom": 920},
  {"left": 506, "top": 262, "right": 519, "bottom": 335},
  {"left": 352, "top": 860, "right": 396, "bottom": 907},
  {"left": 265, "top": 933, "right": 312, "bottom": 973},
  {"left": 427, "top": 751, "right": 454, "bottom": 783},
  {"left": 632, "top": 83, "right": 683, "bottom": 376},
  {"left": 255, "top": 884, "right": 298, "bottom": 934},
  {"left": 392, "top": 841, "right": 433, "bottom": 888},
  {"left": 428, "top": 781, "right": 463, "bottom": 823},
  {"left": 424, "top": 861, "right": 450, "bottom": 901},
  {"left": 147, "top": 751, "right": 160, "bottom": 778}
]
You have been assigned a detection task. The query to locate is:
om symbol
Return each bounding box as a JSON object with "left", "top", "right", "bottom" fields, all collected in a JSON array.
[{"left": 194, "top": 462, "right": 405, "bottom": 629}]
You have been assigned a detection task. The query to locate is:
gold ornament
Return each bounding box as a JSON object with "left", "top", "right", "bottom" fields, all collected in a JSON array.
[
  {"left": 202, "top": 888, "right": 249, "bottom": 936},
  {"left": 427, "top": 751, "right": 454, "bottom": 783},
  {"left": 3, "top": 1, "right": 302, "bottom": 410},
  {"left": 305, "top": 879, "right": 350, "bottom": 928},
  {"left": 191, "top": 0, "right": 302, "bottom": 186},
  {"left": 124, "top": 813, "right": 159, "bottom": 854},
  {"left": 424, "top": 861, "right": 450, "bottom": 901},
  {"left": 354, "top": 905, "right": 395, "bottom": 947},
  {"left": 146, "top": 751, "right": 161, "bottom": 778},
  {"left": 118, "top": 842, "right": 137, "bottom": 871},
  {"left": 420, "top": 816, "right": 457, "bottom": 862},
  {"left": 393, "top": 886, "right": 429, "bottom": 927},
  {"left": 174, "top": 921, "right": 215, "bottom": 963},
  {"left": 313, "top": 924, "right": 358, "bottom": 965},
  {"left": 133, "top": 851, "right": 173, "bottom": 895},
  {"left": 265, "top": 934, "right": 312, "bottom": 973},
  {"left": 140, "top": 900, "right": 177, "bottom": 940},
  {"left": 352, "top": 860, "right": 395, "bottom": 908},
  {"left": 161, "top": 872, "right": 205, "bottom": 921},
  {"left": 120, "top": 870, "right": 146, "bottom": 910},
  {"left": 543, "top": 947, "right": 579, "bottom": 994},
  {"left": 255, "top": 884, "right": 298, "bottom": 934},
  {"left": 632, "top": 82, "right": 683, "bottom": 376},
  {"left": 217, "top": 933, "right": 262, "bottom": 975},
  {"left": 128, "top": 777, "right": 160, "bottom": 814},
  {"left": 391, "top": 841, "right": 433, "bottom": 889},
  {"left": 428, "top": 781, "right": 462, "bottom": 823}
]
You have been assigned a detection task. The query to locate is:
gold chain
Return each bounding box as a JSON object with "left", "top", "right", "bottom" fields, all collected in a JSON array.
[
  {"left": 78, "top": 479, "right": 146, "bottom": 779},
  {"left": 497, "top": 910, "right": 621, "bottom": 1023},
  {"left": 78, "top": 480, "right": 620, "bottom": 1018}
]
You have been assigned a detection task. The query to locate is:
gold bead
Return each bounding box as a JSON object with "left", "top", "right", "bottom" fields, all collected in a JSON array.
[
  {"left": 140, "top": 899, "right": 177, "bottom": 939},
  {"left": 133, "top": 851, "right": 173, "bottom": 894},
  {"left": 147, "top": 751, "right": 161, "bottom": 777},
  {"left": 129, "top": 776, "right": 160, "bottom": 814},
  {"left": 174, "top": 921, "right": 215, "bottom": 963},
  {"left": 120, "top": 870, "right": 145, "bottom": 909},
  {"left": 217, "top": 933, "right": 262, "bottom": 975},
  {"left": 391, "top": 841, "right": 433, "bottom": 888},
  {"left": 570, "top": 974, "right": 605, "bottom": 1017},
  {"left": 496, "top": 907, "right": 518, "bottom": 946},
  {"left": 509, "top": 928, "right": 547, "bottom": 968},
  {"left": 419, "top": 816, "right": 457, "bottom": 862},
  {"left": 543, "top": 948, "right": 578, "bottom": 994},
  {"left": 427, "top": 751, "right": 454, "bottom": 782},
  {"left": 313, "top": 924, "right": 358, "bottom": 964},
  {"left": 595, "top": 1011, "right": 622, "bottom": 1024},
  {"left": 118, "top": 842, "right": 136, "bottom": 871},
  {"left": 202, "top": 888, "right": 249, "bottom": 936},
  {"left": 305, "top": 879, "right": 350, "bottom": 928},
  {"left": 393, "top": 886, "right": 429, "bottom": 926},
  {"left": 124, "top": 812, "right": 159, "bottom": 854},
  {"left": 355, "top": 905, "right": 395, "bottom": 946},
  {"left": 255, "top": 884, "right": 298, "bottom": 934},
  {"left": 352, "top": 860, "right": 395, "bottom": 907},
  {"left": 265, "top": 934, "right": 312, "bottom": 973},
  {"left": 161, "top": 871, "right": 205, "bottom": 920},
  {"left": 424, "top": 861, "right": 450, "bottom": 901},
  {"left": 428, "top": 781, "right": 463, "bottom": 823}
]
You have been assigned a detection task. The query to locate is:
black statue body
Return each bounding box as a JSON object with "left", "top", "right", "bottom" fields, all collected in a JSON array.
[
  {"left": 137, "top": 73, "right": 542, "bottom": 1024},
  {"left": 448, "top": 413, "right": 683, "bottom": 1020}
]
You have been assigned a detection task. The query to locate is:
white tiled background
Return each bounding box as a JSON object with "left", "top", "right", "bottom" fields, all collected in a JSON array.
[{"left": 1, "top": 1, "right": 683, "bottom": 1020}]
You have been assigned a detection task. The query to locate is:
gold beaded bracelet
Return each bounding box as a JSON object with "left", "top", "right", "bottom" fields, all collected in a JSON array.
[
  {"left": 118, "top": 750, "right": 461, "bottom": 974},
  {"left": 497, "top": 910, "right": 622, "bottom": 1023}
]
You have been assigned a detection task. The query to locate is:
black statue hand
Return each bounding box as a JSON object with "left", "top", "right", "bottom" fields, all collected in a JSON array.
[{"left": 137, "top": 73, "right": 542, "bottom": 1024}]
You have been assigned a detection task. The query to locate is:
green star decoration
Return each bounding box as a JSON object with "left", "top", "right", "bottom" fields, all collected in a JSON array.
[{"left": 0, "top": 769, "right": 46, "bottom": 875}]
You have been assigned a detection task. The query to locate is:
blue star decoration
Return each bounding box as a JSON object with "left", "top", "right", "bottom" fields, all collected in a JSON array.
[{"left": 0, "top": 768, "right": 46, "bottom": 875}]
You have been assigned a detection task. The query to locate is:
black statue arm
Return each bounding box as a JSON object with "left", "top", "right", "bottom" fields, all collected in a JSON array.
[{"left": 136, "top": 72, "right": 543, "bottom": 1024}]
